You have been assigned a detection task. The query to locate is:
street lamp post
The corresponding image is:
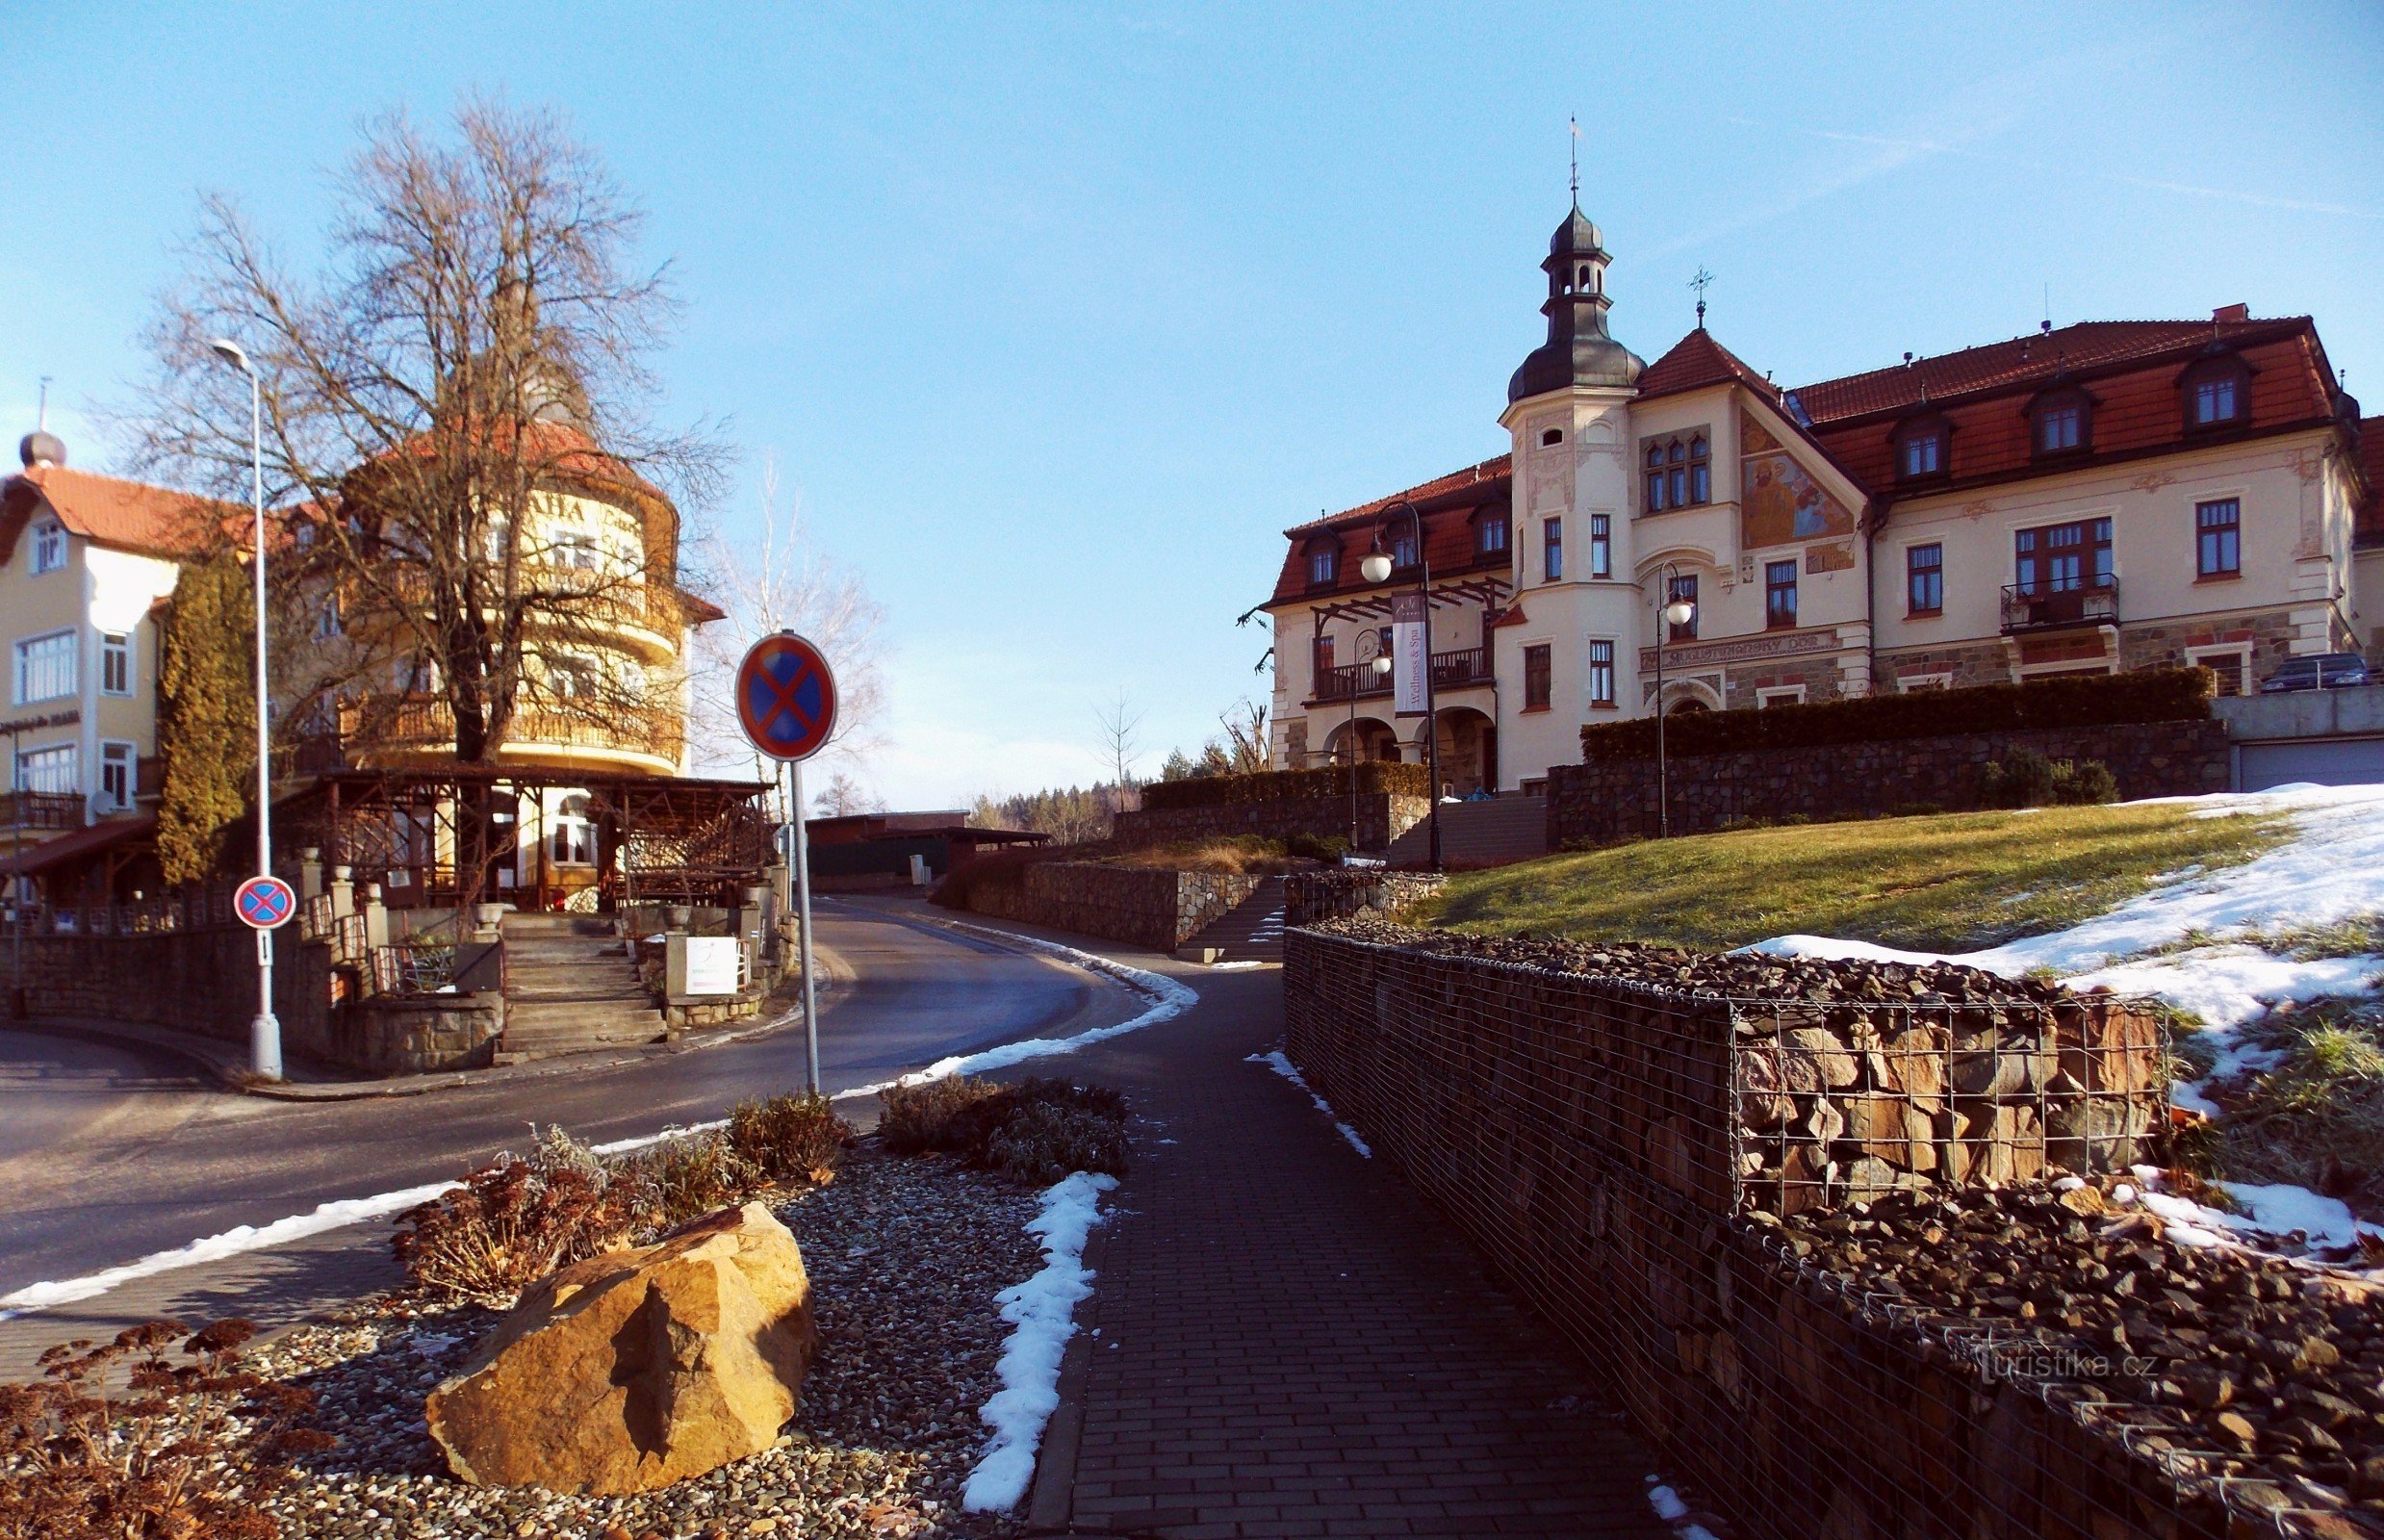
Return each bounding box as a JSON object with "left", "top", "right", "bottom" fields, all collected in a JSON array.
[
  {"left": 210, "top": 338, "right": 282, "bottom": 1081},
  {"left": 1342, "top": 634, "right": 1392, "bottom": 853},
  {"left": 1360, "top": 500, "right": 1441, "bottom": 871},
  {"left": 1653, "top": 561, "right": 1697, "bottom": 839}
]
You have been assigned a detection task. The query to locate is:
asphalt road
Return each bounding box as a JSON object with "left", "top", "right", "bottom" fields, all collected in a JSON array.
[{"left": 0, "top": 896, "right": 1136, "bottom": 1322}]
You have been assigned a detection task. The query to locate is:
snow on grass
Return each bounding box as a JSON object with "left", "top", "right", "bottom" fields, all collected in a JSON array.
[
  {"left": 961, "top": 1169, "right": 1117, "bottom": 1513},
  {"left": 836, "top": 918, "right": 1199, "bottom": 1100},
  {"left": 1247, "top": 1050, "right": 1371, "bottom": 1157},
  {"left": 0, "top": 1180, "right": 462, "bottom": 1322},
  {"left": 1748, "top": 783, "right": 2384, "bottom": 1027}
]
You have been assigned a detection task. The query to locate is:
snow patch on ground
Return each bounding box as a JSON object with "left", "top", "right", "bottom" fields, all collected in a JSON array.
[
  {"left": 0, "top": 1180, "right": 462, "bottom": 1322},
  {"left": 1746, "top": 783, "right": 2384, "bottom": 1027},
  {"left": 1644, "top": 1476, "right": 1722, "bottom": 1540},
  {"left": 837, "top": 920, "right": 1200, "bottom": 1100},
  {"left": 961, "top": 1169, "right": 1118, "bottom": 1513},
  {"left": 1247, "top": 1050, "right": 1371, "bottom": 1157},
  {"left": 1210, "top": 960, "right": 1270, "bottom": 971}
]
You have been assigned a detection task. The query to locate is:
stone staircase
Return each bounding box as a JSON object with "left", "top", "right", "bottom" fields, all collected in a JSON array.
[
  {"left": 1176, "top": 875, "right": 1287, "bottom": 965},
  {"left": 1382, "top": 795, "right": 1549, "bottom": 868},
  {"left": 497, "top": 912, "right": 667, "bottom": 1061}
]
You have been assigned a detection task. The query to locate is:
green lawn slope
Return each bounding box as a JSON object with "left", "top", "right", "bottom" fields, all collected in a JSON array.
[{"left": 1421, "top": 803, "right": 2286, "bottom": 954}]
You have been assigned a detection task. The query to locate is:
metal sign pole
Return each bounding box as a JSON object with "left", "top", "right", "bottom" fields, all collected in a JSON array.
[{"left": 789, "top": 754, "right": 819, "bottom": 1095}]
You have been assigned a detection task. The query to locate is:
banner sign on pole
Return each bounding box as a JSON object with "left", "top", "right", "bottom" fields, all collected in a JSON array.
[{"left": 1391, "top": 591, "right": 1429, "bottom": 718}]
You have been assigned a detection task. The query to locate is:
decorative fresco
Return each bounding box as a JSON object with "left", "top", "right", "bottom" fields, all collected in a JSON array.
[
  {"left": 1739, "top": 409, "right": 1855, "bottom": 550},
  {"left": 1805, "top": 540, "right": 1857, "bottom": 574}
]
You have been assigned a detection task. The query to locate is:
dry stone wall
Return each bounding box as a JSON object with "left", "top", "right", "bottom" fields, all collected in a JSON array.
[
  {"left": 960, "top": 862, "right": 1264, "bottom": 950},
  {"left": 15, "top": 927, "right": 339, "bottom": 1063},
  {"left": 1549, "top": 719, "right": 2230, "bottom": 849},
  {"left": 1282, "top": 869, "right": 1448, "bottom": 926},
  {"left": 1283, "top": 925, "right": 2214, "bottom": 1540},
  {"left": 1112, "top": 792, "right": 1428, "bottom": 853}
]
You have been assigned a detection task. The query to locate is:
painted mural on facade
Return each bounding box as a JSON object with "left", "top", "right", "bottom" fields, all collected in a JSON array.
[{"left": 1740, "top": 411, "right": 1855, "bottom": 550}]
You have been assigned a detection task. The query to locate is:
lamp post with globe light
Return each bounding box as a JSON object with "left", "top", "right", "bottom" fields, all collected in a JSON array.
[
  {"left": 1653, "top": 561, "right": 1697, "bottom": 840},
  {"left": 1359, "top": 500, "right": 1441, "bottom": 870},
  {"left": 1344, "top": 631, "right": 1393, "bottom": 853}
]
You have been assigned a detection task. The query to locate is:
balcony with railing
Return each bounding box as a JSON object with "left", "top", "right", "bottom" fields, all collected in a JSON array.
[
  {"left": 2000, "top": 579, "right": 2119, "bottom": 635},
  {"left": 1311, "top": 646, "right": 1495, "bottom": 703},
  {"left": 1, "top": 790, "right": 83, "bottom": 834},
  {"left": 292, "top": 694, "right": 684, "bottom": 774}
]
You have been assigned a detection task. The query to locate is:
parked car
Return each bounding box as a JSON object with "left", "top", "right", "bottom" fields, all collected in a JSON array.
[{"left": 2259, "top": 653, "right": 2374, "bottom": 693}]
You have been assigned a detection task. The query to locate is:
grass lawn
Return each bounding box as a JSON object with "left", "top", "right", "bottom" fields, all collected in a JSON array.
[{"left": 1423, "top": 803, "right": 2290, "bottom": 953}]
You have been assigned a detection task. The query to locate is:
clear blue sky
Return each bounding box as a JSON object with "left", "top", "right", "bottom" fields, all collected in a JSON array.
[{"left": 4, "top": 3, "right": 2379, "bottom": 807}]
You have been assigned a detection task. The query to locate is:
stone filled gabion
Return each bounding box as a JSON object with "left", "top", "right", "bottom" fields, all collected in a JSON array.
[{"left": 1313, "top": 917, "right": 2167, "bottom": 1212}]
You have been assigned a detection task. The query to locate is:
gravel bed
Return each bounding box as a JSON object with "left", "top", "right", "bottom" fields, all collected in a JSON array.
[
  {"left": 246, "top": 1142, "right": 1044, "bottom": 1539},
  {"left": 1316, "top": 915, "right": 2080, "bottom": 1005},
  {"left": 1756, "top": 1177, "right": 2384, "bottom": 1524}
]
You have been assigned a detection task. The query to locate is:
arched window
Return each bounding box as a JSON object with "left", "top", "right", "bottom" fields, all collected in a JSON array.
[
  {"left": 1645, "top": 443, "right": 1668, "bottom": 511},
  {"left": 1688, "top": 435, "right": 1710, "bottom": 502},
  {"left": 1540, "top": 427, "right": 1564, "bottom": 447},
  {"left": 551, "top": 794, "right": 595, "bottom": 866}
]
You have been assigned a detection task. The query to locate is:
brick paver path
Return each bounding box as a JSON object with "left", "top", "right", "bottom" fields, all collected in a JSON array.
[{"left": 1001, "top": 929, "right": 1666, "bottom": 1539}]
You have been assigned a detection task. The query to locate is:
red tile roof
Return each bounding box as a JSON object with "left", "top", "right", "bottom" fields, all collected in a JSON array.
[
  {"left": 1268, "top": 457, "right": 1513, "bottom": 607},
  {"left": 1, "top": 465, "right": 226, "bottom": 562},
  {"left": 1636, "top": 329, "right": 1778, "bottom": 403},
  {"left": 1283, "top": 455, "right": 1511, "bottom": 537},
  {"left": 1790, "top": 317, "right": 2315, "bottom": 425}
]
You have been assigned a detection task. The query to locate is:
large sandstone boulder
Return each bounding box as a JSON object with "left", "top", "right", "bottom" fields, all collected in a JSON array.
[{"left": 425, "top": 1201, "right": 816, "bottom": 1493}]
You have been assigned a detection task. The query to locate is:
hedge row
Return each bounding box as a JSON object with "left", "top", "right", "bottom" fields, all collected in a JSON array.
[
  {"left": 1579, "top": 667, "right": 2215, "bottom": 763},
  {"left": 1138, "top": 760, "right": 1432, "bottom": 809}
]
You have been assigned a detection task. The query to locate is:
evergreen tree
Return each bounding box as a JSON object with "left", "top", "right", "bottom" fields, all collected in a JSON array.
[{"left": 155, "top": 552, "right": 256, "bottom": 885}]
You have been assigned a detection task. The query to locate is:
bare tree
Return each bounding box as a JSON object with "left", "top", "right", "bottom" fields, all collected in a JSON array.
[
  {"left": 689, "top": 454, "right": 886, "bottom": 782},
  {"left": 127, "top": 98, "right": 727, "bottom": 775},
  {"left": 1219, "top": 698, "right": 1270, "bottom": 774},
  {"left": 1092, "top": 689, "right": 1145, "bottom": 791},
  {"left": 811, "top": 769, "right": 885, "bottom": 818}
]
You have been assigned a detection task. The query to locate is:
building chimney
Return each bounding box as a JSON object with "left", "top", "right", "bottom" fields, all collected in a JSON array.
[{"left": 2214, "top": 303, "right": 2250, "bottom": 324}]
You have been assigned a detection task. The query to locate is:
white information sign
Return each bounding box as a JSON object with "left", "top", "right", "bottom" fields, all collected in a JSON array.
[
  {"left": 681, "top": 936, "right": 743, "bottom": 997},
  {"left": 1391, "top": 591, "right": 1429, "bottom": 718}
]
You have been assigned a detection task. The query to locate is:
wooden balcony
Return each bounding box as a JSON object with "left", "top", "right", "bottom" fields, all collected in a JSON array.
[
  {"left": 297, "top": 694, "right": 684, "bottom": 772},
  {"left": 1, "top": 790, "right": 83, "bottom": 834},
  {"left": 1311, "top": 646, "right": 1495, "bottom": 703}
]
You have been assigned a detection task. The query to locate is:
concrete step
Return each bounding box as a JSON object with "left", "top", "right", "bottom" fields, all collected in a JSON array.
[
  {"left": 1177, "top": 876, "right": 1287, "bottom": 965},
  {"left": 500, "top": 914, "right": 618, "bottom": 937},
  {"left": 1384, "top": 796, "right": 1548, "bottom": 868},
  {"left": 502, "top": 999, "right": 665, "bottom": 1055}
]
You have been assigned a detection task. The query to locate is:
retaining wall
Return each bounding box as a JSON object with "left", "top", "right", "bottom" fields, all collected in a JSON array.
[
  {"left": 1112, "top": 792, "right": 1428, "bottom": 854},
  {"left": 959, "top": 862, "right": 1264, "bottom": 950},
  {"left": 1549, "top": 719, "right": 2231, "bottom": 849},
  {"left": 13, "top": 927, "right": 341, "bottom": 1065},
  {"left": 1282, "top": 927, "right": 2213, "bottom": 1540}
]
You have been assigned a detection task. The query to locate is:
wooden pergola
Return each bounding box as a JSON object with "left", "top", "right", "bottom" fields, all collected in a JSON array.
[{"left": 286, "top": 767, "right": 776, "bottom": 911}]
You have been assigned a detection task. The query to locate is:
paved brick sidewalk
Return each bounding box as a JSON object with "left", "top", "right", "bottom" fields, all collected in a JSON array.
[{"left": 1023, "top": 947, "right": 1666, "bottom": 1539}]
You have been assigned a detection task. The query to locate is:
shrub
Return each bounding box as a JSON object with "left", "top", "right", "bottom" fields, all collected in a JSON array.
[
  {"left": 1138, "top": 760, "right": 1430, "bottom": 810},
  {"left": 1286, "top": 832, "right": 1351, "bottom": 861},
  {"left": 0, "top": 1319, "right": 331, "bottom": 1540},
  {"left": 1579, "top": 667, "right": 2214, "bottom": 763},
  {"left": 879, "top": 1076, "right": 1131, "bottom": 1184},
  {"left": 984, "top": 1100, "right": 1132, "bottom": 1185},
  {"left": 392, "top": 1134, "right": 636, "bottom": 1300},
  {"left": 728, "top": 1091, "right": 853, "bottom": 1184},
  {"left": 1982, "top": 751, "right": 2120, "bottom": 808},
  {"left": 613, "top": 1131, "right": 763, "bottom": 1232},
  {"left": 2055, "top": 759, "right": 2119, "bottom": 805}
]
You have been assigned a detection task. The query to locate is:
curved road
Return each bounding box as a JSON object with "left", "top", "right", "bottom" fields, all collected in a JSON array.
[{"left": 0, "top": 897, "right": 1141, "bottom": 1359}]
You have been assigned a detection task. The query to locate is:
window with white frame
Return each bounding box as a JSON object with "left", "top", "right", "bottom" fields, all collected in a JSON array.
[
  {"left": 30, "top": 518, "right": 64, "bottom": 574},
  {"left": 551, "top": 793, "right": 596, "bottom": 865},
  {"left": 1756, "top": 685, "right": 1807, "bottom": 709},
  {"left": 2184, "top": 644, "right": 2253, "bottom": 697},
  {"left": 100, "top": 632, "right": 132, "bottom": 696},
  {"left": 13, "top": 629, "right": 75, "bottom": 704},
  {"left": 1896, "top": 672, "right": 1953, "bottom": 693},
  {"left": 99, "top": 740, "right": 136, "bottom": 811},
  {"left": 13, "top": 743, "right": 75, "bottom": 794}
]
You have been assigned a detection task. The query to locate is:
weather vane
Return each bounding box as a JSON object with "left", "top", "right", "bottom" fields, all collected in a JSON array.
[
  {"left": 1689, "top": 267, "right": 1714, "bottom": 328},
  {"left": 1569, "top": 116, "right": 1579, "bottom": 203}
]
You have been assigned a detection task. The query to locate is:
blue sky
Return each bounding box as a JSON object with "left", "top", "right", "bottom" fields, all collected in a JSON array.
[{"left": 3, "top": 3, "right": 2379, "bottom": 807}]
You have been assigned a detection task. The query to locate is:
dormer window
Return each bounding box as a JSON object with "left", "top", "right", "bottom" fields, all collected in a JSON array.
[
  {"left": 30, "top": 518, "right": 64, "bottom": 574},
  {"left": 1474, "top": 513, "right": 1508, "bottom": 557},
  {"left": 1893, "top": 414, "right": 1952, "bottom": 481},
  {"left": 1641, "top": 432, "right": 1711, "bottom": 511},
  {"left": 1303, "top": 537, "right": 1338, "bottom": 586},
  {"left": 1391, "top": 530, "right": 1420, "bottom": 570},
  {"left": 2027, "top": 386, "right": 2093, "bottom": 458},
  {"left": 2180, "top": 351, "right": 2253, "bottom": 432}
]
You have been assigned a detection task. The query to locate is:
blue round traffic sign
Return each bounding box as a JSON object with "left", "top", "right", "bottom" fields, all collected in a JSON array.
[
  {"left": 735, "top": 631, "right": 838, "bottom": 762},
  {"left": 235, "top": 874, "right": 297, "bottom": 930}
]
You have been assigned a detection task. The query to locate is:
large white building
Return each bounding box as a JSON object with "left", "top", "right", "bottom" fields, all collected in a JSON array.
[{"left": 1264, "top": 201, "right": 2381, "bottom": 794}]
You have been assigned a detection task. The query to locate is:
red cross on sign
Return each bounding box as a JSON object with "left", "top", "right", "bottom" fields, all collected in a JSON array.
[
  {"left": 235, "top": 875, "right": 297, "bottom": 931},
  {"left": 735, "top": 632, "right": 839, "bottom": 762}
]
